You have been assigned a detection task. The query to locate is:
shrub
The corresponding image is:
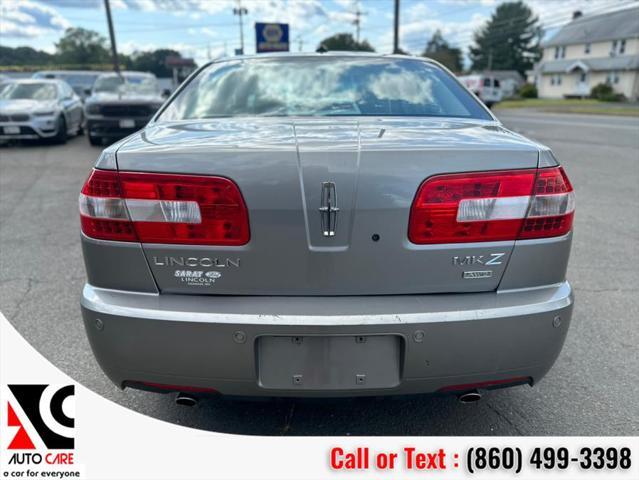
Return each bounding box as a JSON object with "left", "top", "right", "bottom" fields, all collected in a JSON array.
[
  {"left": 519, "top": 83, "right": 538, "bottom": 98},
  {"left": 590, "top": 83, "right": 624, "bottom": 101},
  {"left": 590, "top": 83, "right": 612, "bottom": 98}
]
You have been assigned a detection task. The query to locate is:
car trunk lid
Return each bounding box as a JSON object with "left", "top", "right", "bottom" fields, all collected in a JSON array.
[{"left": 115, "top": 117, "right": 540, "bottom": 295}]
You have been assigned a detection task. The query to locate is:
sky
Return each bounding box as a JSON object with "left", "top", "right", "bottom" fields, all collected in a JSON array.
[{"left": 1, "top": 0, "right": 637, "bottom": 67}]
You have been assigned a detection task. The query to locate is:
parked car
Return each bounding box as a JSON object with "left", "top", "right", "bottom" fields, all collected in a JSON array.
[
  {"left": 32, "top": 70, "right": 104, "bottom": 101},
  {"left": 80, "top": 53, "right": 574, "bottom": 403},
  {"left": 458, "top": 74, "right": 503, "bottom": 107},
  {"left": 0, "top": 79, "right": 83, "bottom": 143},
  {"left": 84, "top": 71, "right": 165, "bottom": 146},
  {"left": 0, "top": 75, "right": 12, "bottom": 96}
]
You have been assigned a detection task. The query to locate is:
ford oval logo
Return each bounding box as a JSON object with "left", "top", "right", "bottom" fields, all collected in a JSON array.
[{"left": 205, "top": 271, "right": 222, "bottom": 279}]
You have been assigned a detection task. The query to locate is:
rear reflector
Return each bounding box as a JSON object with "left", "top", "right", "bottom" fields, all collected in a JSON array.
[
  {"left": 137, "top": 382, "right": 217, "bottom": 393},
  {"left": 438, "top": 376, "right": 532, "bottom": 393},
  {"left": 408, "top": 167, "right": 574, "bottom": 244},
  {"left": 80, "top": 169, "right": 250, "bottom": 245}
]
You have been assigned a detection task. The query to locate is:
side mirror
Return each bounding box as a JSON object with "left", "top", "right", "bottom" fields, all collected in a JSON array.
[
  {"left": 162, "top": 89, "right": 171, "bottom": 98},
  {"left": 84, "top": 88, "right": 92, "bottom": 96}
]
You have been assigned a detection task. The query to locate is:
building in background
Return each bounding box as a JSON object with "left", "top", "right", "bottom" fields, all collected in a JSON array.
[
  {"left": 528, "top": 7, "right": 639, "bottom": 100},
  {"left": 164, "top": 56, "right": 196, "bottom": 90}
]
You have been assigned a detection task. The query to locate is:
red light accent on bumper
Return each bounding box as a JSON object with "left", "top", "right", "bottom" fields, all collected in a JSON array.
[
  {"left": 437, "top": 376, "right": 532, "bottom": 393},
  {"left": 138, "top": 382, "right": 217, "bottom": 393}
]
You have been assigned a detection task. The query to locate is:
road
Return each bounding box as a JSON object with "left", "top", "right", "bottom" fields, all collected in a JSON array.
[{"left": 1, "top": 110, "right": 638, "bottom": 436}]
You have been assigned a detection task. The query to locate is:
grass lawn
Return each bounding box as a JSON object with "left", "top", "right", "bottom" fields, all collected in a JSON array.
[{"left": 495, "top": 98, "right": 639, "bottom": 117}]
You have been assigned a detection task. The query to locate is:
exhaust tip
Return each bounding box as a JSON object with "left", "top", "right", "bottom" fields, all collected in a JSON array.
[
  {"left": 175, "top": 392, "right": 198, "bottom": 407},
  {"left": 458, "top": 390, "right": 482, "bottom": 404}
]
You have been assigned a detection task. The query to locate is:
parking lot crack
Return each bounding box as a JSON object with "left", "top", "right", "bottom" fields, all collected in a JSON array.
[
  {"left": 485, "top": 402, "right": 524, "bottom": 435},
  {"left": 9, "top": 277, "right": 36, "bottom": 321},
  {"left": 280, "top": 403, "right": 296, "bottom": 435}
]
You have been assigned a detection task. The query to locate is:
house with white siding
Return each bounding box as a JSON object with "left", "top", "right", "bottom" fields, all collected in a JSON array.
[{"left": 528, "top": 8, "right": 639, "bottom": 100}]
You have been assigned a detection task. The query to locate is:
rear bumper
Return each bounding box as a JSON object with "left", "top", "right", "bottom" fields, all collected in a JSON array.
[{"left": 81, "top": 281, "right": 573, "bottom": 397}]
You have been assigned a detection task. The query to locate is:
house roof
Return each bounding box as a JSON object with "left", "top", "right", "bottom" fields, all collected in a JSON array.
[
  {"left": 539, "top": 55, "right": 639, "bottom": 74},
  {"left": 543, "top": 7, "right": 639, "bottom": 47}
]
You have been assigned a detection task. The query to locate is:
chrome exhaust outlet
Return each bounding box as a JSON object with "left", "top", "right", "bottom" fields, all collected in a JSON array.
[
  {"left": 458, "top": 390, "right": 482, "bottom": 404},
  {"left": 175, "top": 392, "right": 198, "bottom": 407}
]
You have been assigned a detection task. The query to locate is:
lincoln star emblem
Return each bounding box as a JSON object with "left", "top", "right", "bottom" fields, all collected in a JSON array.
[{"left": 319, "top": 182, "right": 339, "bottom": 237}]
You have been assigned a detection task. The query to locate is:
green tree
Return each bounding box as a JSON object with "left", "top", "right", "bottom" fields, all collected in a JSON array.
[
  {"left": 469, "top": 1, "right": 541, "bottom": 75},
  {"left": 316, "top": 33, "right": 375, "bottom": 52},
  {"left": 422, "top": 30, "right": 463, "bottom": 72},
  {"left": 0, "top": 46, "right": 54, "bottom": 66},
  {"left": 128, "top": 49, "right": 183, "bottom": 77},
  {"left": 55, "top": 27, "right": 110, "bottom": 65}
]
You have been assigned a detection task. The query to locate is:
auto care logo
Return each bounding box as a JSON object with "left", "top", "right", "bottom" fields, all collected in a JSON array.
[{"left": 6, "top": 385, "right": 74, "bottom": 452}]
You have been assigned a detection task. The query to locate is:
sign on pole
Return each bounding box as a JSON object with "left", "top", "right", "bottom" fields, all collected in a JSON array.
[{"left": 255, "top": 22, "right": 289, "bottom": 53}]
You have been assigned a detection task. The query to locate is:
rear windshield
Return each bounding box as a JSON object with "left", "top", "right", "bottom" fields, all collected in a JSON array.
[{"left": 159, "top": 57, "right": 491, "bottom": 120}]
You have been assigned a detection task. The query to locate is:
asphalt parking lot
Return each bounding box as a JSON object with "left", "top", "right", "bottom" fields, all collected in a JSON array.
[{"left": 1, "top": 110, "right": 638, "bottom": 436}]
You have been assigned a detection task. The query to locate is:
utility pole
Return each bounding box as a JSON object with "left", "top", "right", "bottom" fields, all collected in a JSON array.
[
  {"left": 103, "top": 0, "right": 120, "bottom": 74},
  {"left": 233, "top": 0, "right": 248, "bottom": 55},
  {"left": 296, "top": 35, "right": 304, "bottom": 52},
  {"left": 393, "top": 0, "right": 400, "bottom": 54},
  {"left": 352, "top": 1, "right": 366, "bottom": 43}
]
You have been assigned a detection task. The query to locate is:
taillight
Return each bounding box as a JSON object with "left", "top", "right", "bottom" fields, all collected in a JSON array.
[
  {"left": 79, "top": 169, "right": 137, "bottom": 242},
  {"left": 408, "top": 167, "right": 574, "bottom": 244},
  {"left": 519, "top": 167, "right": 575, "bottom": 239},
  {"left": 80, "top": 169, "right": 250, "bottom": 245}
]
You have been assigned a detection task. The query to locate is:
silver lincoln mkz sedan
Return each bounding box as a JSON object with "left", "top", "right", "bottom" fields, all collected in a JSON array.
[{"left": 80, "top": 53, "right": 575, "bottom": 403}]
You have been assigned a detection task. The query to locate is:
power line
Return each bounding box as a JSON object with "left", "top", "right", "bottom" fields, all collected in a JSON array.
[
  {"left": 293, "top": 0, "right": 472, "bottom": 44},
  {"left": 179, "top": 0, "right": 633, "bottom": 59},
  {"left": 116, "top": 21, "right": 235, "bottom": 34},
  {"left": 54, "top": 0, "right": 639, "bottom": 59},
  {"left": 396, "top": 0, "right": 638, "bottom": 54}
]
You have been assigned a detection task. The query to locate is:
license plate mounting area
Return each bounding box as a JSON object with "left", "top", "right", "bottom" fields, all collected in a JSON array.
[{"left": 258, "top": 335, "right": 401, "bottom": 391}]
